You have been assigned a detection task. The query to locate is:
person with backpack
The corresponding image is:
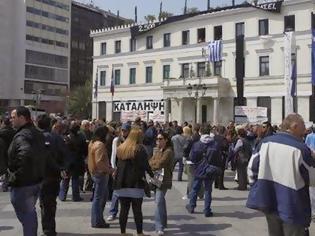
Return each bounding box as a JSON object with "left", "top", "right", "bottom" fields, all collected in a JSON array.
[
  {"left": 59, "top": 121, "right": 87, "bottom": 202},
  {"left": 8, "top": 106, "right": 46, "bottom": 236},
  {"left": 185, "top": 126, "right": 221, "bottom": 217},
  {"left": 233, "top": 128, "right": 252, "bottom": 190},
  {"left": 37, "top": 114, "right": 66, "bottom": 236}
]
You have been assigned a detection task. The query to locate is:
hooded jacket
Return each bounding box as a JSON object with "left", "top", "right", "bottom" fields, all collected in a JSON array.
[{"left": 189, "top": 134, "right": 221, "bottom": 169}]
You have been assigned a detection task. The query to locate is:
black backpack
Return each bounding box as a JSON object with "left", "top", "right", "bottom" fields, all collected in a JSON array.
[{"left": 43, "top": 132, "right": 61, "bottom": 179}]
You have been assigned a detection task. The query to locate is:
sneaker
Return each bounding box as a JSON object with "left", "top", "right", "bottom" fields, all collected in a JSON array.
[
  {"left": 205, "top": 212, "right": 214, "bottom": 217},
  {"left": 185, "top": 204, "right": 194, "bottom": 214},
  {"left": 106, "top": 215, "right": 116, "bottom": 221},
  {"left": 91, "top": 223, "right": 110, "bottom": 228},
  {"left": 156, "top": 230, "right": 164, "bottom": 236}
]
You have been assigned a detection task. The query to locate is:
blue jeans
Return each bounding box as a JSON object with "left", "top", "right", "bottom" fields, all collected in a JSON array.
[
  {"left": 155, "top": 189, "right": 167, "bottom": 231},
  {"left": 59, "top": 176, "right": 80, "bottom": 201},
  {"left": 91, "top": 175, "right": 109, "bottom": 226},
  {"left": 10, "top": 184, "right": 41, "bottom": 236},
  {"left": 189, "top": 177, "right": 214, "bottom": 214},
  {"left": 109, "top": 190, "right": 119, "bottom": 217}
]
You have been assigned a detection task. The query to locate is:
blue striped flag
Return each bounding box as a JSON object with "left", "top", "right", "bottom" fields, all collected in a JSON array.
[{"left": 208, "top": 40, "right": 222, "bottom": 62}]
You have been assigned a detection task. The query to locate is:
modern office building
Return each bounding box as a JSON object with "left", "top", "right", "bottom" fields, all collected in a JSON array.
[
  {"left": 71, "top": 1, "right": 129, "bottom": 90},
  {"left": 91, "top": 0, "right": 315, "bottom": 125},
  {"left": 0, "top": 0, "right": 71, "bottom": 114}
]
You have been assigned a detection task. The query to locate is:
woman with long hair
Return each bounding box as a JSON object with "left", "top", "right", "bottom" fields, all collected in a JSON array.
[
  {"left": 149, "top": 132, "right": 174, "bottom": 236},
  {"left": 113, "top": 127, "right": 153, "bottom": 236},
  {"left": 88, "top": 126, "right": 113, "bottom": 228}
]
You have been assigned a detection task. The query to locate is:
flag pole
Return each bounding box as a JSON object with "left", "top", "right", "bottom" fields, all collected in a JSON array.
[{"left": 95, "top": 68, "right": 98, "bottom": 119}]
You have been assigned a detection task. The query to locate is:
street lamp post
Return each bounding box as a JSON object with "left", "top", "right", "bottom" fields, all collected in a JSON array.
[
  {"left": 32, "top": 89, "right": 44, "bottom": 118},
  {"left": 187, "top": 83, "right": 207, "bottom": 124}
]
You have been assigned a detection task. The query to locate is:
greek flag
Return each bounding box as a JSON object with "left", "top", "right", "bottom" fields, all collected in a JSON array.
[{"left": 208, "top": 40, "right": 222, "bottom": 62}]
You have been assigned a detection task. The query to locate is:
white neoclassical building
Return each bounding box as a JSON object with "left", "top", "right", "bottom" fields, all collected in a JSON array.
[{"left": 91, "top": 0, "right": 315, "bottom": 125}]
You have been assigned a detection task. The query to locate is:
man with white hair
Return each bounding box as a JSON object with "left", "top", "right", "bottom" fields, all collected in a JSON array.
[{"left": 247, "top": 113, "right": 315, "bottom": 236}]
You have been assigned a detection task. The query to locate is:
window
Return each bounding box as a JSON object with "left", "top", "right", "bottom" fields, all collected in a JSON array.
[
  {"left": 197, "top": 62, "right": 206, "bottom": 77},
  {"left": 114, "top": 69, "right": 120, "bottom": 85},
  {"left": 214, "top": 61, "right": 222, "bottom": 76},
  {"left": 100, "top": 71, "right": 106, "bottom": 86},
  {"left": 214, "top": 25, "right": 222, "bottom": 40},
  {"left": 130, "top": 38, "right": 136, "bottom": 52},
  {"left": 197, "top": 28, "right": 206, "bottom": 43},
  {"left": 259, "top": 19, "right": 269, "bottom": 36},
  {"left": 235, "top": 22, "right": 245, "bottom": 38},
  {"left": 115, "top": 41, "right": 121, "bottom": 53},
  {"left": 163, "top": 33, "right": 171, "bottom": 47},
  {"left": 26, "top": 50, "right": 68, "bottom": 69},
  {"left": 101, "top": 42, "right": 106, "bottom": 55},
  {"left": 284, "top": 15, "right": 295, "bottom": 32},
  {"left": 182, "top": 63, "right": 190, "bottom": 78},
  {"left": 259, "top": 56, "right": 269, "bottom": 76},
  {"left": 146, "top": 66, "right": 153, "bottom": 83},
  {"left": 257, "top": 97, "right": 271, "bottom": 121},
  {"left": 182, "top": 30, "right": 190, "bottom": 45},
  {"left": 146, "top": 36, "right": 153, "bottom": 49},
  {"left": 163, "top": 65, "right": 170, "bottom": 79},
  {"left": 129, "top": 68, "right": 136, "bottom": 84}
]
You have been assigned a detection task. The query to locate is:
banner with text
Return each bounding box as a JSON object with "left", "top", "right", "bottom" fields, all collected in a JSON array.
[
  {"left": 234, "top": 106, "right": 268, "bottom": 124},
  {"left": 114, "top": 101, "right": 164, "bottom": 112}
]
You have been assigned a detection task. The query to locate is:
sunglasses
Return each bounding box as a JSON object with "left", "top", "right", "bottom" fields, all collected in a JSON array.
[
  {"left": 157, "top": 137, "right": 164, "bottom": 140},
  {"left": 262, "top": 126, "right": 267, "bottom": 128}
]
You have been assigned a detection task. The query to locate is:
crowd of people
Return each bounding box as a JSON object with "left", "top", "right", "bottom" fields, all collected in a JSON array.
[{"left": 0, "top": 106, "right": 315, "bottom": 236}]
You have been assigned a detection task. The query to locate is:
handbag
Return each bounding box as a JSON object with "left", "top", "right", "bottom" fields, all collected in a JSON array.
[
  {"left": 194, "top": 146, "right": 221, "bottom": 179},
  {"left": 149, "top": 168, "right": 164, "bottom": 188}
]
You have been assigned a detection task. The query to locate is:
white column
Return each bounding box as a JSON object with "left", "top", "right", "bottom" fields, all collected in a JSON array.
[
  {"left": 297, "top": 96, "right": 310, "bottom": 121},
  {"left": 196, "top": 98, "right": 202, "bottom": 124},
  {"left": 179, "top": 98, "right": 184, "bottom": 125},
  {"left": 247, "top": 97, "right": 257, "bottom": 107},
  {"left": 106, "top": 101, "right": 113, "bottom": 121},
  {"left": 271, "top": 97, "right": 283, "bottom": 125},
  {"left": 213, "top": 98, "right": 219, "bottom": 125},
  {"left": 164, "top": 98, "right": 169, "bottom": 122}
]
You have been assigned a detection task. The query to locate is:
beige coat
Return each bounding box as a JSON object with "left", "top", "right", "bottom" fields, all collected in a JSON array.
[{"left": 88, "top": 141, "right": 112, "bottom": 176}]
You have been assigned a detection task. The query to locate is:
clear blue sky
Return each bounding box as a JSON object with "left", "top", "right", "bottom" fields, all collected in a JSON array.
[{"left": 77, "top": 0, "right": 244, "bottom": 22}]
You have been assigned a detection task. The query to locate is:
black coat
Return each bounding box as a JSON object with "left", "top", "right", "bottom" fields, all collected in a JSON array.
[
  {"left": 114, "top": 145, "right": 153, "bottom": 190},
  {"left": 8, "top": 123, "right": 46, "bottom": 187}
]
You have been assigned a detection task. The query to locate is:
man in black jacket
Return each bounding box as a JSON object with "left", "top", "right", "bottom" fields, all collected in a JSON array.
[
  {"left": 37, "top": 114, "right": 66, "bottom": 236},
  {"left": 8, "top": 106, "right": 46, "bottom": 236}
]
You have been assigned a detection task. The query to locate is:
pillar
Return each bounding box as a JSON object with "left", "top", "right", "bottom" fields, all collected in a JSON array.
[
  {"left": 164, "top": 98, "right": 169, "bottom": 122},
  {"left": 246, "top": 97, "right": 257, "bottom": 107},
  {"left": 179, "top": 98, "right": 184, "bottom": 125},
  {"left": 271, "top": 97, "right": 282, "bottom": 125},
  {"left": 213, "top": 97, "right": 219, "bottom": 125},
  {"left": 297, "top": 96, "right": 310, "bottom": 122},
  {"left": 196, "top": 98, "right": 202, "bottom": 124}
]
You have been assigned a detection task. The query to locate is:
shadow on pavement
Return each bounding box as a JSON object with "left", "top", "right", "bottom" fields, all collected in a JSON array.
[
  {"left": 166, "top": 223, "right": 232, "bottom": 235},
  {"left": 214, "top": 211, "right": 263, "bottom": 219},
  {"left": 212, "top": 196, "right": 247, "bottom": 201},
  {"left": 0, "top": 226, "right": 14, "bottom": 231},
  {"left": 145, "top": 214, "right": 195, "bottom": 221},
  {"left": 59, "top": 234, "right": 126, "bottom": 236}
]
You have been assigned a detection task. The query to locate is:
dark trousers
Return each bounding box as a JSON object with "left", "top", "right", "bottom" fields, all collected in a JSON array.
[
  {"left": 236, "top": 161, "right": 248, "bottom": 190},
  {"left": 40, "top": 179, "right": 60, "bottom": 236},
  {"left": 265, "top": 213, "right": 307, "bottom": 236},
  {"left": 215, "top": 155, "right": 227, "bottom": 189},
  {"left": 119, "top": 197, "right": 143, "bottom": 234}
]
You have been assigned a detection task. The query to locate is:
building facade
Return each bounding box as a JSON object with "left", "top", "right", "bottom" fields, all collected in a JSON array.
[
  {"left": 71, "top": 1, "right": 129, "bottom": 90},
  {"left": 0, "top": 0, "right": 71, "bottom": 114},
  {"left": 91, "top": 0, "right": 315, "bottom": 125}
]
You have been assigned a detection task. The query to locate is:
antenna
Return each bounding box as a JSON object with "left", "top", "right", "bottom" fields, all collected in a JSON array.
[
  {"left": 184, "top": 0, "right": 187, "bottom": 14},
  {"left": 135, "top": 6, "right": 138, "bottom": 23}
]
